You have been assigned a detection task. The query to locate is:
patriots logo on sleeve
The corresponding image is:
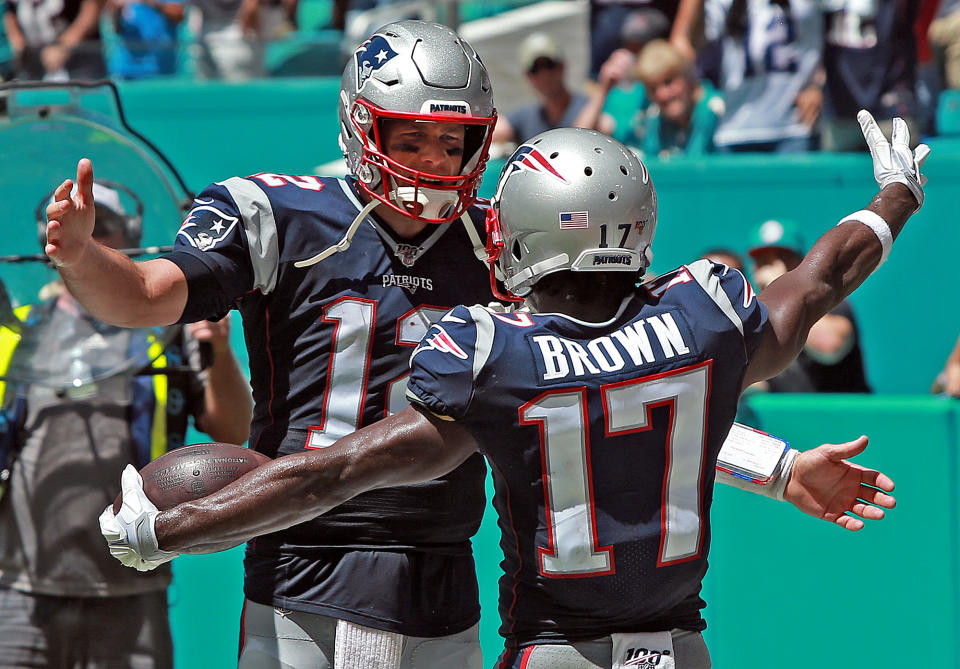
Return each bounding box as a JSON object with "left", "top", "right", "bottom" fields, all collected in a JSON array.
[
  {"left": 177, "top": 200, "right": 239, "bottom": 251},
  {"left": 413, "top": 326, "right": 469, "bottom": 360},
  {"left": 355, "top": 35, "right": 399, "bottom": 90}
]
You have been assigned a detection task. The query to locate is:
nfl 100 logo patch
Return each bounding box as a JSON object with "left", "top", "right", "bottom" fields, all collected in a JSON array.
[{"left": 620, "top": 646, "right": 672, "bottom": 668}]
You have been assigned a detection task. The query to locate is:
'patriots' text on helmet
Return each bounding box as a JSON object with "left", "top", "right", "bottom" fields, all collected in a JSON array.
[
  {"left": 487, "top": 128, "right": 658, "bottom": 298},
  {"left": 339, "top": 21, "right": 497, "bottom": 223}
]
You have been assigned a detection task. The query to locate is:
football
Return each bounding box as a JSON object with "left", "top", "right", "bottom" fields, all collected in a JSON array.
[{"left": 113, "top": 443, "right": 272, "bottom": 513}]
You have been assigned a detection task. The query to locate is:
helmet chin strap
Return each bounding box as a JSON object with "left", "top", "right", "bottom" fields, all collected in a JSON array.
[
  {"left": 294, "top": 197, "right": 381, "bottom": 268},
  {"left": 390, "top": 186, "right": 458, "bottom": 220},
  {"left": 294, "top": 181, "right": 476, "bottom": 270}
]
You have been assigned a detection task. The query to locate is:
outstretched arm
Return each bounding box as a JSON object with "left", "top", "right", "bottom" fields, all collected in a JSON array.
[
  {"left": 783, "top": 436, "right": 895, "bottom": 531},
  {"left": 743, "top": 113, "right": 929, "bottom": 387},
  {"left": 716, "top": 426, "right": 895, "bottom": 531},
  {"left": 44, "top": 159, "right": 188, "bottom": 327},
  {"left": 104, "top": 405, "right": 478, "bottom": 564}
]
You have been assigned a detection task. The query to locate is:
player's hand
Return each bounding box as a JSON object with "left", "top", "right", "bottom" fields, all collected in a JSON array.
[
  {"left": 858, "top": 110, "right": 930, "bottom": 211},
  {"left": 783, "top": 436, "right": 895, "bottom": 531},
  {"left": 98, "top": 464, "right": 178, "bottom": 571},
  {"left": 44, "top": 158, "right": 98, "bottom": 268}
]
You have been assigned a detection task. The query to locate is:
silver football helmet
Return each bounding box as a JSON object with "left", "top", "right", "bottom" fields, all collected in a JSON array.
[
  {"left": 487, "top": 128, "right": 657, "bottom": 298},
  {"left": 339, "top": 20, "right": 497, "bottom": 223}
]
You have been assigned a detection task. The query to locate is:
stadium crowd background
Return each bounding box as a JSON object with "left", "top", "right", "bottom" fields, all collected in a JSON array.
[{"left": 2, "top": 0, "right": 960, "bottom": 667}]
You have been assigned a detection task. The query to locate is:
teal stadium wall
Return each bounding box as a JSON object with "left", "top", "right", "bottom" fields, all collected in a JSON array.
[{"left": 100, "top": 79, "right": 960, "bottom": 668}]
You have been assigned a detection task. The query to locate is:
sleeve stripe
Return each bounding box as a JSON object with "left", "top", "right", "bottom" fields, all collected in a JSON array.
[
  {"left": 687, "top": 259, "right": 744, "bottom": 336},
  {"left": 218, "top": 177, "right": 280, "bottom": 294},
  {"left": 467, "top": 305, "right": 496, "bottom": 383}
]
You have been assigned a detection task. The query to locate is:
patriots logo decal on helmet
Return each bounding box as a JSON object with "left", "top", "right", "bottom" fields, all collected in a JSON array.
[
  {"left": 355, "top": 35, "right": 399, "bottom": 90},
  {"left": 504, "top": 145, "right": 569, "bottom": 183},
  {"left": 495, "top": 144, "right": 569, "bottom": 203}
]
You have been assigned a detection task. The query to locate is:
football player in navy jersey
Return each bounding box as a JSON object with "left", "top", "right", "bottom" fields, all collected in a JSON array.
[
  {"left": 97, "top": 116, "right": 923, "bottom": 668},
  {"left": 51, "top": 20, "right": 500, "bottom": 669}
]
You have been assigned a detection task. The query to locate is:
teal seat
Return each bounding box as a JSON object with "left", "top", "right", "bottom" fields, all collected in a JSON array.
[{"left": 937, "top": 88, "right": 960, "bottom": 135}]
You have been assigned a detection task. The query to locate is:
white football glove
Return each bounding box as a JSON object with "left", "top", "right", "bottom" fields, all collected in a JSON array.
[
  {"left": 98, "top": 464, "right": 178, "bottom": 572},
  {"left": 858, "top": 110, "right": 930, "bottom": 211}
]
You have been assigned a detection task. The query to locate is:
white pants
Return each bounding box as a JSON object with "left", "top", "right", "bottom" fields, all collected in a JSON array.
[{"left": 237, "top": 599, "right": 482, "bottom": 669}]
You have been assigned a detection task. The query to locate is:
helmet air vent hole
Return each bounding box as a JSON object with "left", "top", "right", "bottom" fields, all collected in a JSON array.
[
  {"left": 608, "top": 191, "right": 617, "bottom": 201},
  {"left": 594, "top": 147, "right": 603, "bottom": 154},
  {"left": 511, "top": 240, "right": 523, "bottom": 262},
  {"left": 533, "top": 138, "right": 542, "bottom": 144},
  {"left": 620, "top": 165, "right": 628, "bottom": 175},
  {"left": 584, "top": 166, "right": 593, "bottom": 176},
  {"left": 550, "top": 152, "right": 559, "bottom": 159}
]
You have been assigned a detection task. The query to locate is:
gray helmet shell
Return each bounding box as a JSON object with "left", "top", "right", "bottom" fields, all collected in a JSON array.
[
  {"left": 491, "top": 128, "right": 657, "bottom": 296},
  {"left": 339, "top": 20, "right": 496, "bottom": 221}
]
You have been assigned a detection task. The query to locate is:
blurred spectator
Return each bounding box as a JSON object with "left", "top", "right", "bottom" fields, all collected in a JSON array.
[
  {"left": 574, "top": 47, "right": 637, "bottom": 138},
  {"left": 492, "top": 32, "right": 592, "bottom": 150},
  {"left": 0, "top": 181, "right": 252, "bottom": 667},
  {"left": 188, "top": 0, "right": 265, "bottom": 80},
  {"left": 930, "top": 0, "right": 960, "bottom": 90},
  {"left": 932, "top": 334, "right": 960, "bottom": 396},
  {"left": 2, "top": 0, "right": 106, "bottom": 80},
  {"left": 700, "top": 246, "right": 744, "bottom": 271},
  {"left": 577, "top": 40, "right": 723, "bottom": 158},
  {"left": 747, "top": 218, "right": 871, "bottom": 393},
  {"left": 259, "top": 0, "right": 298, "bottom": 42},
  {"left": 574, "top": 8, "right": 671, "bottom": 139},
  {"left": 107, "top": 0, "right": 185, "bottom": 79},
  {"left": 697, "top": 0, "right": 823, "bottom": 153},
  {"left": 820, "top": 0, "right": 920, "bottom": 151},
  {"left": 589, "top": 0, "right": 697, "bottom": 79},
  {"left": 621, "top": 6, "right": 672, "bottom": 52},
  {"left": 634, "top": 39, "right": 723, "bottom": 156}
]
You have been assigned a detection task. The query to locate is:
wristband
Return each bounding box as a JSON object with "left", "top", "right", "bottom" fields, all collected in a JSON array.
[
  {"left": 714, "top": 447, "right": 798, "bottom": 501},
  {"left": 836, "top": 210, "right": 892, "bottom": 267},
  {"left": 769, "top": 447, "right": 799, "bottom": 502}
]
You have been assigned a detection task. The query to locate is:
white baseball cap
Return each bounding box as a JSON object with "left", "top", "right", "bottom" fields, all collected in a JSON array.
[{"left": 519, "top": 32, "right": 563, "bottom": 73}]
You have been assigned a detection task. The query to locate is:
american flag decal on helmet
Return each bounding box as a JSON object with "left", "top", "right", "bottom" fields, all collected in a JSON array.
[{"left": 559, "top": 211, "right": 589, "bottom": 228}]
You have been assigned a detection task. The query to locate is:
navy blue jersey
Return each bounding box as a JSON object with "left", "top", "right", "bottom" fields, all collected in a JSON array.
[
  {"left": 164, "top": 174, "right": 494, "bottom": 635},
  {"left": 407, "top": 260, "right": 767, "bottom": 643}
]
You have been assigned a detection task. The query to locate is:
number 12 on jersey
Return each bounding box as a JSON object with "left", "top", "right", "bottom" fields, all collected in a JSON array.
[{"left": 521, "top": 362, "right": 710, "bottom": 577}]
